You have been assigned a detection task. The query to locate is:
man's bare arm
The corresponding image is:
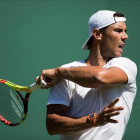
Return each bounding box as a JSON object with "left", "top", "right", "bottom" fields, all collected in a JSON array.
[
  {"left": 46, "top": 98, "right": 124, "bottom": 135},
  {"left": 37, "top": 66, "right": 127, "bottom": 88}
]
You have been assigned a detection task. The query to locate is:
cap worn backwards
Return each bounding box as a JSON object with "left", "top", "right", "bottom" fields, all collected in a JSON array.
[{"left": 82, "top": 10, "right": 126, "bottom": 50}]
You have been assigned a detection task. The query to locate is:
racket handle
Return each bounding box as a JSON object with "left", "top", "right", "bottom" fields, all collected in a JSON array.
[
  {"left": 29, "top": 83, "right": 41, "bottom": 92},
  {"left": 29, "top": 77, "right": 47, "bottom": 92}
]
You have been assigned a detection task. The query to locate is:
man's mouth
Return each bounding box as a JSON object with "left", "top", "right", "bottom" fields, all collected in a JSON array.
[
  {"left": 119, "top": 45, "right": 123, "bottom": 49},
  {"left": 119, "top": 43, "right": 125, "bottom": 48},
  {"left": 118, "top": 44, "right": 125, "bottom": 52}
]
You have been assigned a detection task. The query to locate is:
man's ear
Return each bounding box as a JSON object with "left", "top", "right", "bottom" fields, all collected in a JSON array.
[{"left": 92, "top": 29, "right": 102, "bottom": 40}]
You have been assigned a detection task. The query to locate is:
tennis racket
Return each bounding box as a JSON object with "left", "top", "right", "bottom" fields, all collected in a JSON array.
[{"left": 0, "top": 78, "right": 47, "bottom": 126}]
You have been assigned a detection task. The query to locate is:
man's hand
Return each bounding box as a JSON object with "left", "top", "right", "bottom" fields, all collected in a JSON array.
[
  {"left": 36, "top": 69, "right": 60, "bottom": 89},
  {"left": 95, "top": 97, "right": 124, "bottom": 126}
]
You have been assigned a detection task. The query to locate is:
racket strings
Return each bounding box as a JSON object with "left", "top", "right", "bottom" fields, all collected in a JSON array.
[{"left": 0, "top": 83, "right": 24, "bottom": 124}]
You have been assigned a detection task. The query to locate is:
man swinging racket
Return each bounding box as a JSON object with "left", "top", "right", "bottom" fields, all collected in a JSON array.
[{"left": 37, "top": 10, "right": 137, "bottom": 140}]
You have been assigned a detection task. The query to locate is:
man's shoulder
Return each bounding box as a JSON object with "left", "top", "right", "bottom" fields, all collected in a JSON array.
[
  {"left": 110, "top": 57, "right": 131, "bottom": 62},
  {"left": 108, "top": 57, "right": 137, "bottom": 67},
  {"left": 106, "top": 57, "right": 137, "bottom": 79},
  {"left": 61, "top": 60, "right": 86, "bottom": 68}
]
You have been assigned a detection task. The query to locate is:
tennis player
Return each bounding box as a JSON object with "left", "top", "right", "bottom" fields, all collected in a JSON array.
[{"left": 37, "top": 10, "right": 137, "bottom": 140}]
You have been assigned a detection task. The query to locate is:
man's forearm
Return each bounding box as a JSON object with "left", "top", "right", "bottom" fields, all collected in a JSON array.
[
  {"left": 55, "top": 66, "right": 105, "bottom": 88},
  {"left": 38, "top": 65, "right": 127, "bottom": 88},
  {"left": 47, "top": 114, "right": 91, "bottom": 135},
  {"left": 47, "top": 98, "right": 124, "bottom": 135}
]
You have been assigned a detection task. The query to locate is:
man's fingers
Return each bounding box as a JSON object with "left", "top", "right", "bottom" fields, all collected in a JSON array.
[
  {"left": 44, "top": 77, "right": 51, "bottom": 83},
  {"left": 104, "top": 106, "right": 124, "bottom": 114},
  {"left": 107, "top": 118, "right": 118, "bottom": 123},
  {"left": 107, "top": 97, "right": 120, "bottom": 108},
  {"left": 36, "top": 69, "right": 60, "bottom": 89},
  {"left": 36, "top": 74, "right": 44, "bottom": 84},
  {"left": 36, "top": 77, "right": 41, "bottom": 85},
  {"left": 41, "top": 84, "right": 51, "bottom": 89},
  {"left": 103, "top": 111, "right": 120, "bottom": 117}
]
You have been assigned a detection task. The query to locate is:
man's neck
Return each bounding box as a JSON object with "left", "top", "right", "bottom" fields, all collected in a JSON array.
[
  {"left": 85, "top": 57, "right": 106, "bottom": 66},
  {"left": 85, "top": 44, "right": 107, "bottom": 66}
]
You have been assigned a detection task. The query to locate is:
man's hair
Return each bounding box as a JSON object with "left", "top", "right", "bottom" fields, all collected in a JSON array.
[{"left": 87, "top": 12, "right": 125, "bottom": 49}]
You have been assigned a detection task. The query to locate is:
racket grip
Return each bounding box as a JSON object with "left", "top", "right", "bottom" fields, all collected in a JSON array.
[
  {"left": 29, "top": 77, "right": 47, "bottom": 92},
  {"left": 29, "top": 83, "right": 41, "bottom": 92}
]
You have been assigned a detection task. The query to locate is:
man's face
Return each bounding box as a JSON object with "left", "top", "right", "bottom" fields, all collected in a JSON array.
[{"left": 100, "top": 22, "right": 128, "bottom": 60}]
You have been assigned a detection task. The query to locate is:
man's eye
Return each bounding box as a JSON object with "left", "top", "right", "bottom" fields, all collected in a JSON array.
[{"left": 115, "top": 29, "right": 122, "bottom": 33}]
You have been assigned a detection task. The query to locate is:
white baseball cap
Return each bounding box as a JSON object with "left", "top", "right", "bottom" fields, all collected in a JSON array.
[{"left": 82, "top": 10, "right": 126, "bottom": 50}]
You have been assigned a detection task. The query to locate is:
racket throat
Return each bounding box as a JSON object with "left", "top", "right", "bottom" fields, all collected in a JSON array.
[{"left": 24, "top": 93, "right": 31, "bottom": 113}]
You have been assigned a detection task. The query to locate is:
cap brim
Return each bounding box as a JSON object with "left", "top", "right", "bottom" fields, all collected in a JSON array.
[{"left": 81, "top": 34, "right": 92, "bottom": 50}]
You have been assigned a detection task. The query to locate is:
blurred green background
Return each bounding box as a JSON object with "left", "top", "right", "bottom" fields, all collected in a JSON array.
[{"left": 0, "top": 0, "right": 139, "bottom": 140}]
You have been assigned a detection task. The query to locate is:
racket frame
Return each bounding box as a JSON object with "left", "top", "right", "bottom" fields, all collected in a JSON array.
[{"left": 0, "top": 79, "right": 38, "bottom": 126}]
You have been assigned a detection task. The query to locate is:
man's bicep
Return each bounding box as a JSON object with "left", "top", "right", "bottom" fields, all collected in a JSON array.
[
  {"left": 46, "top": 104, "right": 69, "bottom": 134},
  {"left": 101, "top": 67, "right": 128, "bottom": 85},
  {"left": 47, "top": 104, "right": 69, "bottom": 116}
]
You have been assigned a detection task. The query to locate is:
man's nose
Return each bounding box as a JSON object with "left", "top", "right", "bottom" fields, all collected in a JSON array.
[{"left": 122, "top": 32, "right": 128, "bottom": 40}]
